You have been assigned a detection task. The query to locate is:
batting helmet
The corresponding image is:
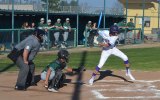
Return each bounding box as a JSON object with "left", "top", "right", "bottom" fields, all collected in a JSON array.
[
  {"left": 57, "top": 49, "right": 69, "bottom": 62},
  {"left": 109, "top": 25, "right": 119, "bottom": 35},
  {"left": 33, "top": 29, "right": 45, "bottom": 43}
]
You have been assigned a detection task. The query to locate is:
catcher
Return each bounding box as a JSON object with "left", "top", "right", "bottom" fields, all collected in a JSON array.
[{"left": 41, "top": 49, "right": 85, "bottom": 92}]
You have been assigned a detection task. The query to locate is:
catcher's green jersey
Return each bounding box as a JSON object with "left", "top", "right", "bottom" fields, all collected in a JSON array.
[{"left": 42, "top": 59, "right": 66, "bottom": 72}]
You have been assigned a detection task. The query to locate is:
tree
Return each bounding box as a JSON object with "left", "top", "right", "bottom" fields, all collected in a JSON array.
[
  {"left": 42, "top": 0, "right": 61, "bottom": 11},
  {"left": 60, "top": 0, "right": 69, "bottom": 6},
  {"left": 70, "top": 0, "right": 78, "bottom": 6}
]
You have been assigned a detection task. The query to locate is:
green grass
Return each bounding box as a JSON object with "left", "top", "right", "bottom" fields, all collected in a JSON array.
[{"left": 0, "top": 47, "right": 160, "bottom": 72}]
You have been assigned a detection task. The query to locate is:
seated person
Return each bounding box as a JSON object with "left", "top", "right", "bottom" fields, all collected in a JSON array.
[{"left": 41, "top": 49, "right": 85, "bottom": 92}]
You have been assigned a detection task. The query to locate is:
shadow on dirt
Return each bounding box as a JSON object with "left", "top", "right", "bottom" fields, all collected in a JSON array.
[
  {"left": 71, "top": 51, "right": 87, "bottom": 100},
  {"left": 94, "top": 70, "right": 134, "bottom": 83},
  {"left": 0, "top": 63, "right": 15, "bottom": 73}
]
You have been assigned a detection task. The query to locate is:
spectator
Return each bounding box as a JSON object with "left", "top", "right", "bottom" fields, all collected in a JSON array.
[
  {"left": 30, "top": 22, "right": 36, "bottom": 29},
  {"left": 62, "top": 18, "right": 71, "bottom": 47},
  {"left": 21, "top": 22, "right": 31, "bottom": 40},
  {"left": 126, "top": 18, "right": 135, "bottom": 44},
  {"left": 22, "top": 22, "right": 30, "bottom": 29},
  {"left": 83, "top": 21, "right": 92, "bottom": 46},
  {"left": 117, "top": 20, "right": 127, "bottom": 44},
  {"left": 53, "top": 18, "right": 64, "bottom": 47},
  {"left": 88, "top": 22, "right": 98, "bottom": 47}
]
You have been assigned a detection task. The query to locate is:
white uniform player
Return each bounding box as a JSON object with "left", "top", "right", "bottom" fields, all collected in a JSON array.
[{"left": 89, "top": 25, "right": 135, "bottom": 85}]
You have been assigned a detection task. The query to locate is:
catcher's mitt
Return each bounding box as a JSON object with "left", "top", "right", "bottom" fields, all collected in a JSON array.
[{"left": 73, "top": 66, "right": 86, "bottom": 73}]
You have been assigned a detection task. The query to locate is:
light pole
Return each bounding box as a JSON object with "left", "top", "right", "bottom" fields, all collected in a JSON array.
[
  {"left": 126, "top": 0, "right": 128, "bottom": 22},
  {"left": 46, "top": 0, "right": 49, "bottom": 22},
  {"left": 157, "top": 0, "right": 160, "bottom": 28},
  {"left": 103, "top": 0, "right": 106, "bottom": 28},
  {"left": 142, "top": 0, "right": 145, "bottom": 42},
  {"left": 12, "top": 0, "right": 14, "bottom": 47},
  {"left": 76, "top": 0, "right": 79, "bottom": 46}
]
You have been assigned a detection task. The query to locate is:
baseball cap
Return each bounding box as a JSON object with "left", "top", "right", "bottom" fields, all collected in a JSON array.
[
  {"left": 47, "top": 19, "right": 51, "bottom": 23},
  {"left": 57, "top": 18, "right": 61, "bottom": 21},
  {"left": 66, "top": 18, "right": 70, "bottom": 21},
  {"left": 88, "top": 21, "right": 92, "bottom": 23},
  {"left": 40, "top": 18, "right": 44, "bottom": 21}
]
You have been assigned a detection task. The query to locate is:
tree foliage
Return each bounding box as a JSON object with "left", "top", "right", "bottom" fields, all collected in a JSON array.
[
  {"left": 42, "top": 0, "right": 61, "bottom": 11},
  {"left": 42, "top": 0, "right": 78, "bottom": 11}
]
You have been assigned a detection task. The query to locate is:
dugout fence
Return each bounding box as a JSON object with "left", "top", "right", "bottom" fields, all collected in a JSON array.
[
  {"left": 83, "top": 28, "right": 143, "bottom": 47},
  {"left": 0, "top": 28, "right": 77, "bottom": 52}
]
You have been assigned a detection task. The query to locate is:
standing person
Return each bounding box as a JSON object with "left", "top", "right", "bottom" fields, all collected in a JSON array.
[
  {"left": 126, "top": 18, "right": 135, "bottom": 44},
  {"left": 88, "top": 22, "right": 98, "bottom": 47},
  {"left": 83, "top": 21, "right": 92, "bottom": 46},
  {"left": 41, "top": 49, "right": 85, "bottom": 92},
  {"left": 41, "top": 19, "right": 55, "bottom": 50},
  {"left": 118, "top": 20, "right": 127, "bottom": 44},
  {"left": 89, "top": 25, "right": 135, "bottom": 85},
  {"left": 62, "top": 18, "right": 72, "bottom": 47},
  {"left": 7, "top": 29, "right": 45, "bottom": 90},
  {"left": 53, "top": 18, "right": 64, "bottom": 47}
]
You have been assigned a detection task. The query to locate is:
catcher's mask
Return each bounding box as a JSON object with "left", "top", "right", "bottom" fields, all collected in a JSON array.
[
  {"left": 57, "top": 49, "right": 69, "bottom": 63},
  {"left": 33, "top": 29, "right": 45, "bottom": 43}
]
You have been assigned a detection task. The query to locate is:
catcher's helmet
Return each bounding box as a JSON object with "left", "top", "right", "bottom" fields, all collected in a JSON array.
[
  {"left": 57, "top": 49, "right": 69, "bottom": 62},
  {"left": 33, "top": 29, "right": 45, "bottom": 43},
  {"left": 109, "top": 25, "right": 119, "bottom": 35}
]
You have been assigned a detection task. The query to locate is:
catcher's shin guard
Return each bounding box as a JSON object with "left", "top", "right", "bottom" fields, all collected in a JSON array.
[{"left": 49, "top": 69, "right": 65, "bottom": 90}]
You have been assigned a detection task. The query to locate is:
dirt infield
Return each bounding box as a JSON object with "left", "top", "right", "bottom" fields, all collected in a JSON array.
[{"left": 1, "top": 70, "right": 160, "bottom": 100}]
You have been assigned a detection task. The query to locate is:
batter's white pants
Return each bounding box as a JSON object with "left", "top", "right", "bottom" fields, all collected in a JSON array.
[{"left": 98, "top": 47, "right": 128, "bottom": 68}]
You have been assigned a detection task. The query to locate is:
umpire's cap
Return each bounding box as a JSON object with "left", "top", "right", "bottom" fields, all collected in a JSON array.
[
  {"left": 57, "top": 49, "right": 69, "bottom": 63},
  {"left": 109, "top": 25, "right": 119, "bottom": 35},
  {"left": 33, "top": 28, "right": 45, "bottom": 36}
]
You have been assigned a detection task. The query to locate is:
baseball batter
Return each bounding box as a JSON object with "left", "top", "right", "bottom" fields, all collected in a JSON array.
[{"left": 89, "top": 25, "right": 135, "bottom": 85}]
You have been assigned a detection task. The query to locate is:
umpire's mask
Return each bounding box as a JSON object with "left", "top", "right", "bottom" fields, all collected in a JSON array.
[{"left": 33, "top": 29, "right": 45, "bottom": 43}]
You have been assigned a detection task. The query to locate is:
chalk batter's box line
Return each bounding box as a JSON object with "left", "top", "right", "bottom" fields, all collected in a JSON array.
[{"left": 89, "top": 80, "right": 160, "bottom": 99}]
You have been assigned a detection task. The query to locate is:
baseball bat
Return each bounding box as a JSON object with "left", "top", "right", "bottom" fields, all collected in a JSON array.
[{"left": 98, "top": 11, "right": 103, "bottom": 28}]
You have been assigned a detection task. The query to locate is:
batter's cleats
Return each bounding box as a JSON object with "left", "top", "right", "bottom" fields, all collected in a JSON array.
[
  {"left": 48, "top": 88, "right": 58, "bottom": 92},
  {"left": 15, "top": 86, "right": 26, "bottom": 91},
  {"left": 89, "top": 78, "right": 94, "bottom": 85},
  {"left": 126, "top": 73, "right": 135, "bottom": 81}
]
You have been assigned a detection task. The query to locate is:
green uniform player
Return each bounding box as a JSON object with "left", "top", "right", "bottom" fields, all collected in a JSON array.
[
  {"left": 126, "top": 18, "right": 135, "bottom": 44},
  {"left": 53, "top": 18, "right": 64, "bottom": 46},
  {"left": 62, "top": 18, "right": 72, "bottom": 47},
  {"left": 41, "top": 49, "right": 85, "bottom": 92}
]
